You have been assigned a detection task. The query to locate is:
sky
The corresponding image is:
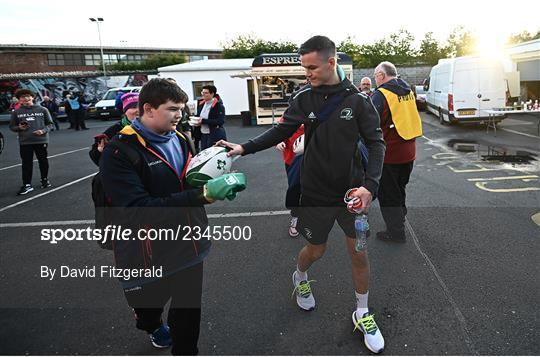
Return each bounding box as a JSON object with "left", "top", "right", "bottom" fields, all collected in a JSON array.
[{"left": 0, "top": 0, "right": 538, "bottom": 51}]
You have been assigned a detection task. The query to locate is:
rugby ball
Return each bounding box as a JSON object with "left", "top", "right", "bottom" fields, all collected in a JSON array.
[
  {"left": 293, "top": 134, "right": 304, "bottom": 155},
  {"left": 186, "top": 146, "right": 234, "bottom": 187}
]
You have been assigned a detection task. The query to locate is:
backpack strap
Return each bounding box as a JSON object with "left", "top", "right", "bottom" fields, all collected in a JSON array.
[
  {"left": 107, "top": 138, "right": 143, "bottom": 174},
  {"left": 305, "top": 90, "right": 354, "bottom": 147},
  {"left": 314, "top": 92, "right": 348, "bottom": 123}
]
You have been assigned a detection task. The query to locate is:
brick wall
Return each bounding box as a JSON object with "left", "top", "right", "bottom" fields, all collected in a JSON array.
[
  {"left": 353, "top": 65, "right": 432, "bottom": 87},
  {"left": 0, "top": 52, "right": 98, "bottom": 73}
]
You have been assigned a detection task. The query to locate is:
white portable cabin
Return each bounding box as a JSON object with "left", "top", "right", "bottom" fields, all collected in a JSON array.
[{"left": 425, "top": 56, "right": 507, "bottom": 124}]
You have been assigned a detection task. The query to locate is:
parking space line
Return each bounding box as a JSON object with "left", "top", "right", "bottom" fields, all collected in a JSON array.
[
  {"left": 0, "top": 172, "right": 97, "bottom": 213},
  {"left": 0, "top": 220, "right": 95, "bottom": 228},
  {"left": 500, "top": 128, "right": 540, "bottom": 139},
  {"left": 0, "top": 210, "right": 291, "bottom": 228},
  {"left": 405, "top": 219, "right": 477, "bottom": 355},
  {"left": 467, "top": 175, "right": 538, "bottom": 181},
  {"left": 0, "top": 147, "right": 89, "bottom": 171}
]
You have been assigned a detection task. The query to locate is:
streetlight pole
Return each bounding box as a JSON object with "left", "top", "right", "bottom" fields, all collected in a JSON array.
[{"left": 89, "top": 17, "right": 106, "bottom": 77}]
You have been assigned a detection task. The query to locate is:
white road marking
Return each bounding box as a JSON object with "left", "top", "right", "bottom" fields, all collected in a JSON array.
[
  {"left": 0, "top": 210, "right": 291, "bottom": 228},
  {"left": 532, "top": 213, "right": 540, "bottom": 227},
  {"left": 0, "top": 172, "right": 97, "bottom": 213},
  {"left": 500, "top": 128, "right": 540, "bottom": 139},
  {"left": 0, "top": 220, "right": 96, "bottom": 228},
  {"left": 0, "top": 147, "right": 89, "bottom": 171},
  {"left": 467, "top": 175, "right": 538, "bottom": 181},
  {"left": 405, "top": 219, "right": 477, "bottom": 355}
]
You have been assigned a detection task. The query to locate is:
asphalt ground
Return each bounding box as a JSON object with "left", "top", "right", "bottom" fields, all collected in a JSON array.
[{"left": 0, "top": 112, "right": 539, "bottom": 355}]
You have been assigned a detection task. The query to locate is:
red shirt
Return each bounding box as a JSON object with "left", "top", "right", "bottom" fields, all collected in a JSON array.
[{"left": 281, "top": 125, "right": 304, "bottom": 166}]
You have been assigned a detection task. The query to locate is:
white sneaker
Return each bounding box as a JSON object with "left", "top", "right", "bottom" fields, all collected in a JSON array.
[
  {"left": 291, "top": 271, "right": 315, "bottom": 311},
  {"left": 289, "top": 217, "right": 299, "bottom": 238},
  {"left": 352, "top": 311, "right": 385, "bottom": 353}
]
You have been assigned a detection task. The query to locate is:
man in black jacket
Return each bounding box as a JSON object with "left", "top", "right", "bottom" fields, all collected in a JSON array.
[
  {"left": 40, "top": 96, "right": 60, "bottom": 130},
  {"left": 218, "top": 36, "right": 386, "bottom": 354},
  {"left": 100, "top": 79, "right": 246, "bottom": 354}
]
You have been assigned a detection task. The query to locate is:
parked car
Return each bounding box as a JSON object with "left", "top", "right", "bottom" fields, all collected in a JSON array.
[
  {"left": 425, "top": 56, "right": 506, "bottom": 125},
  {"left": 87, "top": 86, "right": 141, "bottom": 120},
  {"left": 413, "top": 85, "right": 427, "bottom": 111}
]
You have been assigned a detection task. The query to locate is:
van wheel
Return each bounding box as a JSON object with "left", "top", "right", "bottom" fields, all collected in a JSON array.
[{"left": 439, "top": 110, "right": 446, "bottom": 125}]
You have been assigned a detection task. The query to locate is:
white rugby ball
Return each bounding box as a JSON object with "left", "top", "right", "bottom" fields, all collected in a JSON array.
[
  {"left": 293, "top": 134, "right": 304, "bottom": 155},
  {"left": 186, "top": 146, "right": 234, "bottom": 187}
]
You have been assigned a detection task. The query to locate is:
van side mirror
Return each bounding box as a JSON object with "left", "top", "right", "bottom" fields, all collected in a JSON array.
[{"left": 423, "top": 78, "right": 429, "bottom": 91}]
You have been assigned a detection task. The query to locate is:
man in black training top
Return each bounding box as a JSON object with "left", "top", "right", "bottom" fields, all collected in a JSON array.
[{"left": 218, "top": 35, "right": 386, "bottom": 354}]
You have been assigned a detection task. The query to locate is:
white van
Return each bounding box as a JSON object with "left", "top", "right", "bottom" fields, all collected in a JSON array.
[
  {"left": 425, "top": 56, "right": 506, "bottom": 124},
  {"left": 88, "top": 86, "right": 141, "bottom": 120}
]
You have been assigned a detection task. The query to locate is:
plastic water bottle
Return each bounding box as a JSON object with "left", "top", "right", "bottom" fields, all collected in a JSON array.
[{"left": 354, "top": 213, "right": 369, "bottom": 252}]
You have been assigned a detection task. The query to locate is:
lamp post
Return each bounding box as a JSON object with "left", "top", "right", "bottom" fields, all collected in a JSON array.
[{"left": 89, "top": 17, "right": 106, "bottom": 77}]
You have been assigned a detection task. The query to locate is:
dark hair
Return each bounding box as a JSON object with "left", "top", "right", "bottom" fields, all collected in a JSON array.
[
  {"left": 298, "top": 35, "right": 336, "bottom": 59},
  {"left": 139, "top": 78, "right": 188, "bottom": 114},
  {"left": 202, "top": 85, "right": 217, "bottom": 95},
  {"left": 14, "top": 89, "right": 35, "bottom": 99}
]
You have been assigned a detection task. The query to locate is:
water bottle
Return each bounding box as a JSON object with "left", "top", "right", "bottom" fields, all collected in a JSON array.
[{"left": 354, "top": 213, "right": 369, "bottom": 252}]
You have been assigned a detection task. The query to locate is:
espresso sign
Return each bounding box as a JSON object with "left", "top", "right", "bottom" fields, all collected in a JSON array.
[
  {"left": 253, "top": 54, "right": 301, "bottom": 67},
  {"left": 252, "top": 53, "right": 353, "bottom": 67}
]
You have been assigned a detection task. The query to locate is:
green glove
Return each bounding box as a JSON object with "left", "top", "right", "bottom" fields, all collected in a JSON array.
[{"left": 204, "top": 173, "right": 246, "bottom": 201}]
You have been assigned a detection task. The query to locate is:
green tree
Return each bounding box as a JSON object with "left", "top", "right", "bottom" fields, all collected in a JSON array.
[
  {"left": 108, "top": 53, "right": 186, "bottom": 71},
  {"left": 419, "top": 32, "right": 450, "bottom": 65},
  {"left": 222, "top": 35, "right": 297, "bottom": 58},
  {"left": 388, "top": 30, "right": 418, "bottom": 65},
  {"left": 446, "top": 26, "right": 477, "bottom": 57},
  {"left": 337, "top": 36, "right": 364, "bottom": 67},
  {"left": 357, "top": 29, "right": 418, "bottom": 67},
  {"left": 507, "top": 30, "right": 540, "bottom": 44}
]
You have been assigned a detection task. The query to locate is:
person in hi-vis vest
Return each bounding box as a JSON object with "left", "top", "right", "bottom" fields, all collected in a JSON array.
[{"left": 371, "top": 61, "right": 422, "bottom": 243}]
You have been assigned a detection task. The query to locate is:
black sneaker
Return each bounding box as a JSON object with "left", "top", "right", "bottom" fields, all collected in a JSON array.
[
  {"left": 41, "top": 179, "right": 52, "bottom": 188},
  {"left": 376, "top": 231, "right": 406, "bottom": 243},
  {"left": 17, "top": 184, "right": 34, "bottom": 195}
]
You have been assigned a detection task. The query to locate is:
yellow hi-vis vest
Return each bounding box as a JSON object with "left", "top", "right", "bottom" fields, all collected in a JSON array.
[{"left": 378, "top": 87, "right": 423, "bottom": 140}]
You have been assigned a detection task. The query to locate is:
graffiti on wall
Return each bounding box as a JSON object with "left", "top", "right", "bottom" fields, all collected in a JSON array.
[{"left": 0, "top": 74, "right": 151, "bottom": 114}]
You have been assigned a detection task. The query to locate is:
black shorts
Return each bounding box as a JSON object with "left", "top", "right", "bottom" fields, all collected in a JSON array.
[{"left": 297, "top": 195, "right": 355, "bottom": 245}]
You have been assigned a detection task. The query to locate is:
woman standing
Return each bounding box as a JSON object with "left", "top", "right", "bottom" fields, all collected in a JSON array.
[{"left": 196, "top": 85, "right": 226, "bottom": 150}]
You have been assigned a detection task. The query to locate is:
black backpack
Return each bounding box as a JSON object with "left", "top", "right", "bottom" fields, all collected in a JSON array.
[{"left": 91, "top": 140, "right": 142, "bottom": 250}]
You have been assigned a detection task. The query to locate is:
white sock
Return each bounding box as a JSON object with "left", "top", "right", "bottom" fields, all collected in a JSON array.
[
  {"left": 355, "top": 291, "right": 369, "bottom": 316},
  {"left": 295, "top": 265, "right": 307, "bottom": 282}
]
